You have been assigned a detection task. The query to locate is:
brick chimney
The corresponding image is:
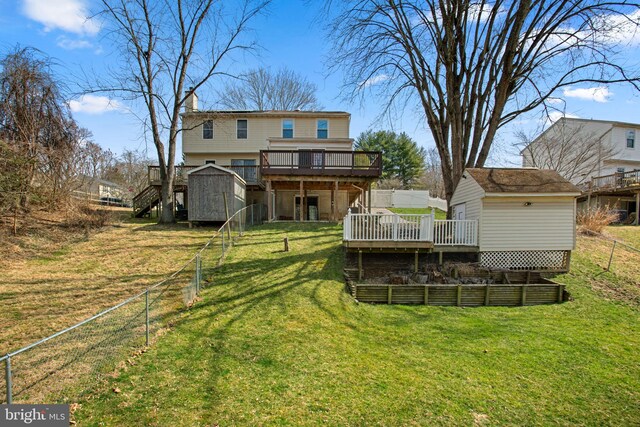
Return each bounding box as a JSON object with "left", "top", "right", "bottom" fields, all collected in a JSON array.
[{"left": 184, "top": 87, "right": 198, "bottom": 112}]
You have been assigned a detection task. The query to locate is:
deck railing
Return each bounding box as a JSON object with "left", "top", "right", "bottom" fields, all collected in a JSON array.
[
  {"left": 260, "top": 150, "right": 382, "bottom": 177},
  {"left": 580, "top": 169, "right": 640, "bottom": 192},
  {"left": 148, "top": 165, "right": 260, "bottom": 185},
  {"left": 344, "top": 213, "right": 434, "bottom": 241},
  {"left": 433, "top": 220, "right": 478, "bottom": 246},
  {"left": 343, "top": 212, "right": 478, "bottom": 246}
]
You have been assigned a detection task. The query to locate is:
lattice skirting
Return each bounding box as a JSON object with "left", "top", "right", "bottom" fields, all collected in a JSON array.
[{"left": 480, "top": 250, "right": 570, "bottom": 271}]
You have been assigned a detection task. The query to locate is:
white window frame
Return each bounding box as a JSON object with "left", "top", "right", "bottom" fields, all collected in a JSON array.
[
  {"left": 282, "top": 119, "right": 294, "bottom": 138},
  {"left": 626, "top": 129, "right": 635, "bottom": 149},
  {"left": 202, "top": 120, "right": 213, "bottom": 140},
  {"left": 236, "top": 119, "right": 248, "bottom": 140},
  {"left": 317, "top": 119, "right": 329, "bottom": 139}
]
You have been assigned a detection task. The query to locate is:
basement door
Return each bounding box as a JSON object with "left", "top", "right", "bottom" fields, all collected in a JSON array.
[{"left": 295, "top": 196, "right": 319, "bottom": 221}]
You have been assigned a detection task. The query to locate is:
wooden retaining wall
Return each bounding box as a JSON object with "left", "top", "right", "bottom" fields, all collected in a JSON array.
[{"left": 349, "top": 281, "right": 565, "bottom": 306}]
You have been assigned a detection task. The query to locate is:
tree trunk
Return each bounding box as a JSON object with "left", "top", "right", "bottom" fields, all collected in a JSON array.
[{"left": 159, "top": 176, "right": 175, "bottom": 223}]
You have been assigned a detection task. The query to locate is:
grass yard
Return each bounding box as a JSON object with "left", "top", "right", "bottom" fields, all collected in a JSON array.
[
  {"left": 75, "top": 223, "right": 640, "bottom": 426},
  {"left": 0, "top": 217, "right": 217, "bottom": 354},
  {"left": 388, "top": 207, "right": 447, "bottom": 219}
]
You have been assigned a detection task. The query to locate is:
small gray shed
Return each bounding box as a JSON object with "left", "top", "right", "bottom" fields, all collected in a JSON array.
[
  {"left": 187, "top": 164, "right": 246, "bottom": 222},
  {"left": 450, "top": 168, "right": 581, "bottom": 271}
]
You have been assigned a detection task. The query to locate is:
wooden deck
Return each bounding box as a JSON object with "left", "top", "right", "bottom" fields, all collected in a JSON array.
[
  {"left": 260, "top": 150, "right": 382, "bottom": 178},
  {"left": 343, "top": 212, "right": 478, "bottom": 252}
]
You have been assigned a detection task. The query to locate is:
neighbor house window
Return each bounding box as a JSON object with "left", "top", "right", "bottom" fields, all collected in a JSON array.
[
  {"left": 627, "top": 130, "right": 635, "bottom": 148},
  {"left": 203, "top": 120, "right": 213, "bottom": 139},
  {"left": 317, "top": 119, "right": 328, "bottom": 139},
  {"left": 282, "top": 119, "right": 294, "bottom": 138},
  {"left": 205, "top": 160, "right": 216, "bottom": 164},
  {"left": 237, "top": 119, "right": 248, "bottom": 139}
]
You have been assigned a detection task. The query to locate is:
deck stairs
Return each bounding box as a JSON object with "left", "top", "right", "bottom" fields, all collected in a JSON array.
[{"left": 133, "top": 185, "right": 160, "bottom": 218}]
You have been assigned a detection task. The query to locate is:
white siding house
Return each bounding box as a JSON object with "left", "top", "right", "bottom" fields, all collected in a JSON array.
[{"left": 450, "top": 168, "right": 581, "bottom": 271}]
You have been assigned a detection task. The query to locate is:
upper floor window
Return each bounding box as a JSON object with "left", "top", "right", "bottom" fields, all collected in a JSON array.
[
  {"left": 282, "top": 119, "right": 294, "bottom": 138},
  {"left": 237, "top": 119, "right": 248, "bottom": 139},
  {"left": 317, "top": 119, "right": 328, "bottom": 139},
  {"left": 203, "top": 120, "right": 213, "bottom": 139},
  {"left": 627, "top": 130, "right": 635, "bottom": 148}
]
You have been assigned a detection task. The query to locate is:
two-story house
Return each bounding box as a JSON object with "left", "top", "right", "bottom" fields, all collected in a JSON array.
[
  {"left": 521, "top": 117, "right": 640, "bottom": 184},
  {"left": 521, "top": 117, "right": 640, "bottom": 221},
  {"left": 169, "top": 90, "right": 382, "bottom": 221}
]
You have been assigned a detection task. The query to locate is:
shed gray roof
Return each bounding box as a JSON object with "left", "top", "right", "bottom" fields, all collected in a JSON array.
[{"left": 464, "top": 168, "right": 581, "bottom": 194}]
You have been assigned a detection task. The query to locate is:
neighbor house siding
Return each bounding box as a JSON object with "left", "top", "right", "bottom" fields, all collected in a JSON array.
[
  {"left": 479, "top": 197, "right": 576, "bottom": 251},
  {"left": 449, "top": 176, "right": 484, "bottom": 221}
]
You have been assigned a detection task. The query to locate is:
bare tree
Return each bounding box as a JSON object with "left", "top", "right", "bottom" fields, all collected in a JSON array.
[
  {"left": 329, "top": 1, "right": 640, "bottom": 213},
  {"left": 517, "top": 118, "right": 618, "bottom": 184},
  {"left": 218, "top": 67, "right": 321, "bottom": 110},
  {"left": 93, "top": 0, "right": 269, "bottom": 223},
  {"left": 104, "top": 149, "right": 154, "bottom": 198}
]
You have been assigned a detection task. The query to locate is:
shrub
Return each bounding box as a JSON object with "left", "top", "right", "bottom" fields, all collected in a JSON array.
[{"left": 577, "top": 207, "right": 618, "bottom": 235}]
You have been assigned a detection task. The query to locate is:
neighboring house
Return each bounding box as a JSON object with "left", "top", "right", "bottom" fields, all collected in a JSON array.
[
  {"left": 450, "top": 168, "right": 581, "bottom": 271},
  {"left": 76, "top": 176, "right": 126, "bottom": 205},
  {"left": 172, "top": 90, "right": 382, "bottom": 221},
  {"left": 521, "top": 118, "right": 640, "bottom": 185}
]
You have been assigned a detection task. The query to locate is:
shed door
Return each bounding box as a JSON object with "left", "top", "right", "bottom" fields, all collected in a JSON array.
[{"left": 454, "top": 203, "right": 466, "bottom": 220}]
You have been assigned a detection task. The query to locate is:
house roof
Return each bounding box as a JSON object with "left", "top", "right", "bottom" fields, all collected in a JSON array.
[
  {"left": 464, "top": 168, "right": 581, "bottom": 195},
  {"left": 181, "top": 110, "right": 350, "bottom": 118}
]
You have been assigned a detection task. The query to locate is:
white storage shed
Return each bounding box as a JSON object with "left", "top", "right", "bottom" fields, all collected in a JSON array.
[{"left": 450, "top": 168, "right": 581, "bottom": 271}]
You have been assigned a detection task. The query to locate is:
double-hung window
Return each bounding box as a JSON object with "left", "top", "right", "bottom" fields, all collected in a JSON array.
[
  {"left": 237, "top": 119, "right": 248, "bottom": 139},
  {"left": 282, "top": 119, "right": 294, "bottom": 138},
  {"left": 317, "top": 119, "right": 328, "bottom": 139},
  {"left": 202, "top": 120, "right": 213, "bottom": 139},
  {"left": 627, "top": 130, "right": 635, "bottom": 148}
]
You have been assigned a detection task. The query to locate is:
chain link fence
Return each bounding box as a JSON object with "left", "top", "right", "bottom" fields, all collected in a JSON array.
[{"left": 0, "top": 204, "right": 264, "bottom": 404}]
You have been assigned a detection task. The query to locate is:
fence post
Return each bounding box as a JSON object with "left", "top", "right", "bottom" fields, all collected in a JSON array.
[
  {"left": 606, "top": 240, "right": 616, "bottom": 271},
  {"left": 250, "top": 205, "right": 254, "bottom": 226},
  {"left": 196, "top": 254, "right": 201, "bottom": 294},
  {"left": 6, "top": 354, "right": 12, "bottom": 404},
  {"left": 145, "top": 290, "right": 149, "bottom": 347}
]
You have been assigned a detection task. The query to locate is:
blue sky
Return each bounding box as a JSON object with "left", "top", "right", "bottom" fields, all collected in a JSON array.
[{"left": 1, "top": 0, "right": 639, "bottom": 165}]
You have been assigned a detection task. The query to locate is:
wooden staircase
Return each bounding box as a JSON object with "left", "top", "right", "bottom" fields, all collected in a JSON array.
[{"left": 133, "top": 186, "right": 160, "bottom": 218}]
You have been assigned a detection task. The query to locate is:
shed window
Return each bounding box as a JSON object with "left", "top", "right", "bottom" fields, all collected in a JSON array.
[
  {"left": 317, "top": 119, "right": 328, "bottom": 139},
  {"left": 627, "top": 130, "right": 635, "bottom": 148},
  {"left": 237, "top": 119, "right": 248, "bottom": 139},
  {"left": 202, "top": 120, "right": 213, "bottom": 139},
  {"left": 282, "top": 119, "right": 294, "bottom": 138}
]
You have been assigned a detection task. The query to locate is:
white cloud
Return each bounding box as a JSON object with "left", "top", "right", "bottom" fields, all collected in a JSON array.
[
  {"left": 56, "top": 36, "right": 93, "bottom": 50},
  {"left": 548, "top": 111, "right": 580, "bottom": 123},
  {"left": 563, "top": 86, "right": 611, "bottom": 103},
  {"left": 361, "top": 74, "right": 389, "bottom": 88},
  {"left": 69, "top": 95, "right": 121, "bottom": 115},
  {"left": 22, "top": 0, "right": 99, "bottom": 35}
]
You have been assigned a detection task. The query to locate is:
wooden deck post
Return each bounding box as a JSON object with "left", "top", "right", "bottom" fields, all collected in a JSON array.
[
  {"left": 299, "top": 180, "right": 304, "bottom": 222},
  {"left": 332, "top": 181, "right": 338, "bottom": 221},
  {"left": 457, "top": 285, "right": 462, "bottom": 307},
  {"left": 358, "top": 250, "right": 363, "bottom": 280},
  {"left": 635, "top": 192, "right": 639, "bottom": 225},
  {"left": 266, "top": 180, "right": 272, "bottom": 221},
  {"left": 414, "top": 250, "right": 419, "bottom": 273},
  {"left": 521, "top": 285, "right": 527, "bottom": 306},
  {"left": 368, "top": 183, "right": 372, "bottom": 213},
  {"left": 485, "top": 285, "right": 491, "bottom": 306},
  {"left": 424, "top": 286, "right": 429, "bottom": 305},
  {"left": 387, "top": 285, "right": 392, "bottom": 304}
]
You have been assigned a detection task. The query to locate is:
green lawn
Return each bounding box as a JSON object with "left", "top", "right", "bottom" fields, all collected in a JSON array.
[
  {"left": 388, "top": 207, "right": 447, "bottom": 219},
  {"left": 76, "top": 223, "right": 640, "bottom": 426}
]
